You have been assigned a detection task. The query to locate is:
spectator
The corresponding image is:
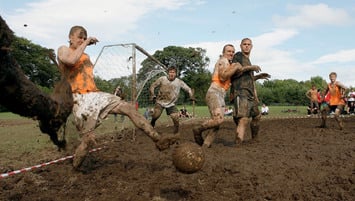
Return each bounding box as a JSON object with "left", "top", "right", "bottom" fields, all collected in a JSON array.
[
  {"left": 261, "top": 104, "right": 269, "bottom": 115},
  {"left": 144, "top": 108, "right": 151, "bottom": 120},
  {"left": 179, "top": 106, "right": 192, "bottom": 118},
  {"left": 347, "top": 89, "right": 355, "bottom": 114},
  {"left": 306, "top": 85, "right": 319, "bottom": 115}
]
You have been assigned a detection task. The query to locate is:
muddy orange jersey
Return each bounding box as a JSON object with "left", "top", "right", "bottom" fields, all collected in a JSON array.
[
  {"left": 211, "top": 57, "right": 231, "bottom": 91},
  {"left": 328, "top": 83, "right": 345, "bottom": 106},
  {"left": 211, "top": 73, "right": 231, "bottom": 91},
  {"left": 64, "top": 53, "right": 98, "bottom": 94}
]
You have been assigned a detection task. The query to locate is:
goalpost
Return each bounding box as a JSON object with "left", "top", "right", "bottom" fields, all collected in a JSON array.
[{"left": 93, "top": 43, "right": 167, "bottom": 108}]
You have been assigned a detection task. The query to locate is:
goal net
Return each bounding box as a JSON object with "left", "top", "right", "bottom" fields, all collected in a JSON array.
[{"left": 93, "top": 43, "right": 167, "bottom": 109}]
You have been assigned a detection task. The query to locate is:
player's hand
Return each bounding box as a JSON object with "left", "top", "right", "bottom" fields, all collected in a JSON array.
[
  {"left": 259, "top": 73, "right": 271, "bottom": 80},
  {"left": 87, "top": 37, "right": 99, "bottom": 46},
  {"left": 251, "top": 65, "right": 261, "bottom": 73}
]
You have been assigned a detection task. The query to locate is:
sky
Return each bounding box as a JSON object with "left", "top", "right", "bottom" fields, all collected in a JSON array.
[{"left": 1, "top": 0, "right": 355, "bottom": 87}]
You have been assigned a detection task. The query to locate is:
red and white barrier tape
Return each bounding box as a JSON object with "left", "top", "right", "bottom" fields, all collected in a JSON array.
[{"left": 0, "top": 146, "right": 106, "bottom": 179}]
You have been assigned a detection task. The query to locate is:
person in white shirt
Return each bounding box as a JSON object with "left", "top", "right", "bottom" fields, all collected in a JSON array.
[
  {"left": 149, "top": 66, "right": 195, "bottom": 134},
  {"left": 261, "top": 104, "right": 269, "bottom": 115},
  {"left": 347, "top": 90, "right": 355, "bottom": 114}
]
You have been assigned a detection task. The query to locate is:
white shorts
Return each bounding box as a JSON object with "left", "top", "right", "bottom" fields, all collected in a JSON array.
[
  {"left": 205, "top": 83, "right": 226, "bottom": 115},
  {"left": 72, "top": 92, "right": 123, "bottom": 134}
]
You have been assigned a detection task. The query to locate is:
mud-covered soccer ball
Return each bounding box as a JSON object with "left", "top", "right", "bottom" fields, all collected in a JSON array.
[{"left": 172, "top": 142, "right": 205, "bottom": 173}]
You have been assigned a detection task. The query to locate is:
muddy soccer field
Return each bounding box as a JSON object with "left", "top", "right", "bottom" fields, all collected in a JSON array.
[{"left": 0, "top": 116, "right": 354, "bottom": 201}]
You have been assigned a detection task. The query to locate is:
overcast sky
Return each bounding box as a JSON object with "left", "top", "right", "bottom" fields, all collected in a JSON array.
[{"left": 1, "top": 0, "right": 354, "bottom": 86}]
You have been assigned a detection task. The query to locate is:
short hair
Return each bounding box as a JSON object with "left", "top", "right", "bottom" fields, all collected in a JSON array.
[
  {"left": 167, "top": 66, "right": 177, "bottom": 72},
  {"left": 222, "top": 44, "right": 234, "bottom": 53},
  {"left": 329, "top": 72, "right": 337, "bottom": 77},
  {"left": 240, "top": 38, "right": 252, "bottom": 45},
  {"left": 69, "top": 26, "right": 87, "bottom": 38}
]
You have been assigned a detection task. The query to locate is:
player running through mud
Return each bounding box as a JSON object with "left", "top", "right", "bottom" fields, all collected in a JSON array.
[
  {"left": 319, "top": 72, "right": 347, "bottom": 130},
  {"left": 57, "top": 25, "right": 178, "bottom": 169}
]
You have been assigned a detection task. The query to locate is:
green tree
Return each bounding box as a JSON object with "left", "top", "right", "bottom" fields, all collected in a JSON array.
[
  {"left": 108, "top": 76, "right": 134, "bottom": 101},
  {"left": 10, "top": 36, "right": 60, "bottom": 87},
  {"left": 94, "top": 76, "right": 113, "bottom": 93},
  {"left": 258, "top": 79, "right": 309, "bottom": 105},
  {"left": 303, "top": 76, "right": 327, "bottom": 90}
]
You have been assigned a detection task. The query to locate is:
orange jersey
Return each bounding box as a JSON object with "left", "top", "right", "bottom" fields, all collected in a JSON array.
[
  {"left": 211, "top": 73, "right": 231, "bottom": 91},
  {"left": 63, "top": 53, "right": 98, "bottom": 94},
  {"left": 211, "top": 57, "right": 231, "bottom": 91},
  {"left": 328, "top": 83, "right": 345, "bottom": 106}
]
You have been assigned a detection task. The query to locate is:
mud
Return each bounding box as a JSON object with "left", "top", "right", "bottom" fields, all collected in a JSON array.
[{"left": 0, "top": 117, "right": 354, "bottom": 201}]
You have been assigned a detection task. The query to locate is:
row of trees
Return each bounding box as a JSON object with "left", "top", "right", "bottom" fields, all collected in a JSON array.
[{"left": 3, "top": 35, "right": 353, "bottom": 111}]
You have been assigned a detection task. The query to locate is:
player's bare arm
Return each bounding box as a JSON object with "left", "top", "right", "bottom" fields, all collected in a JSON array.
[
  {"left": 336, "top": 81, "right": 348, "bottom": 97},
  {"left": 305, "top": 90, "right": 311, "bottom": 99},
  {"left": 219, "top": 58, "right": 242, "bottom": 81},
  {"left": 57, "top": 37, "right": 98, "bottom": 66},
  {"left": 335, "top": 81, "right": 347, "bottom": 91}
]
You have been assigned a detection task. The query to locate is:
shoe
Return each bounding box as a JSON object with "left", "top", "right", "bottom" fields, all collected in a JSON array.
[
  {"left": 73, "top": 132, "right": 96, "bottom": 169},
  {"left": 73, "top": 144, "right": 89, "bottom": 169},
  {"left": 193, "top": 127, "right": 203, "bottom": 146}
]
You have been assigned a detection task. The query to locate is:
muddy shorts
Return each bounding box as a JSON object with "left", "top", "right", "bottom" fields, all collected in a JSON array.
[
  {"left": 72, "top": 92, "right": 123, "bottom": 134},
  {"left": 154, "top": 103, "right": 179, "bottom": 116},
  {"left": 205, "top": 84, "right": 226, "bottom": 115},
  {"left": 233, "top": 96, "right": 260, "bottom": 118}
]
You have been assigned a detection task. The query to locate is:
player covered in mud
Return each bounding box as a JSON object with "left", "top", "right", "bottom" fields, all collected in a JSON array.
[
  {"left": 57, "top": 25, "right": 178, "bottom": 169},
  {"left": 149, "top": 66, "right": 195, "bottom": 134},
  {"left": 193, "top": 44, "right": 261, "bottom": 148},
  {"left": 319, "top": 72, "right": 347, "bottom": 130},
  {"left": 230, "top": 38, "right": 270, "bottom": 145}
]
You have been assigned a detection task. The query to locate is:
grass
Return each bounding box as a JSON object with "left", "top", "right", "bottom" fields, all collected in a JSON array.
[{"left": 170, "top": 105, "right": 308, "bottom": 118}]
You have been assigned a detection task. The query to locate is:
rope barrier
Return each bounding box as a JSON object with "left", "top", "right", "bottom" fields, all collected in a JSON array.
[
  {"left": 0, "top": 146, "right": 106, "bottom": 179},
  {"left": 189, "top": 114, "right": 353, "bottom": 120}
]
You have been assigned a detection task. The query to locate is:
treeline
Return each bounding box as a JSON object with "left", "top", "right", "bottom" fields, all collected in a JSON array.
[{"left": 256, "top": 77, "right": 325, "bottom": 106}]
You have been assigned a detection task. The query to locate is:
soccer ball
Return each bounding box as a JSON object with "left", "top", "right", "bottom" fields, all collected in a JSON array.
[{"left": 172, "top": 142, "right": 205, "bottom": 173}]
